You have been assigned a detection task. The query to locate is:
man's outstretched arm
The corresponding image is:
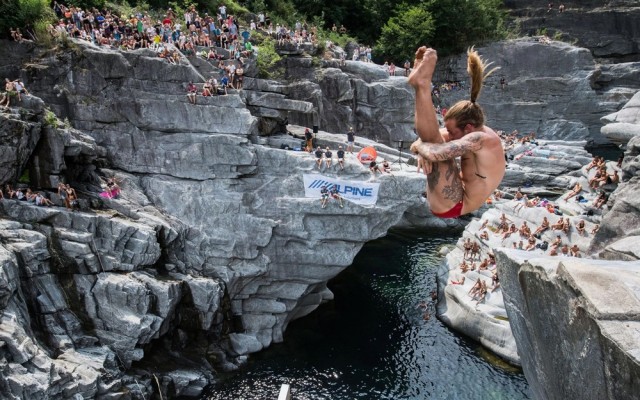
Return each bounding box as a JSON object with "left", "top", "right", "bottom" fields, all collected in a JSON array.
[{"left": 411, "top": 132, "right": 484, "bottom": 162}]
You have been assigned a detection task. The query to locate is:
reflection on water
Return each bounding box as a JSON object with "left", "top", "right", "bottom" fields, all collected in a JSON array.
[{"left": 204, "top": 231, "right": 530, "bottom": 400}]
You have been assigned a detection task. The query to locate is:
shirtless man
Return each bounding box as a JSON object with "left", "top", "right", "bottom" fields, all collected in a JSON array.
[
  {"left": 479, "top": 230, "right": 489, "bottom": 241},
  {"left": 569, "top": 244, "right": 580, "bottom": 257},
  {"left": 564, "top": 182, "right": 582, "bottom": 201},
  {"left": 551, "top": 217, "right": 565, "bottom": 231},
  {"left": 2, "top": 78, "right": 16, "bottom": 108},
  {"left": 409, "top": 47, "right": 505, "bottom": 218},
  {"left": 519, "top": 221, "right": 531, "bottom": 237},
  {"left": 533, "top": 216, "right": 550, "bottom": 236}
]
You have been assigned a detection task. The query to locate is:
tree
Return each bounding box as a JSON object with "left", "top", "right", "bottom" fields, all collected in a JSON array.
[
  {"left": 0, "top": 0, "right": 52, "bottom": 39},
  {"left": 375, "top": 5, "right": 434, "bottom": 64},
  {"left": 424, "top": 0, "right": 507, "bottom": 56}
]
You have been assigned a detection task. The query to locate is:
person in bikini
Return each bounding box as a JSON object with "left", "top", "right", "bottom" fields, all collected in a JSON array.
[{"left": 409, "top": 47, "right": 505, "bottom": 218}]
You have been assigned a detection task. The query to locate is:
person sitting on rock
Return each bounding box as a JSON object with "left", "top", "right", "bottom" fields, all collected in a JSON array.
[
  {"left": 459, "top": 259, "right": 469, "bottom": 273},
  {"left": 4, "top": 184, "right": 16, "bottom": 198},
  {"left": 480, "top": 219, "right": 489, "bottom": 230},
  {"left": 564, "top": 182, "right": 583, "bottom": 201},
  {"left": 13, "top": 80, "right": 29, "bottom": 101},
  {"left": 330, "top": 185, "right": 344, "bottom": 208},
  {"left": 593, "top": 191, "right": 608, "bottom": 209},
  {"left": 336, "top": 145, "right": 345, "bottom": 170},
  {"left": 525, "top": 234, "right": 537, "bottom": 251},
  {"left": 514, "top": 187, "right": 524, "bottom": 201},
  {"left": 468, "top": 279, "right": 483, "bottom": 298},
  {"left": 560, "top": 244, "right": 570, "bottom": 256},
  {"left": 607, "top": 170, "right": 620, "bottom": 185},
  {"left": 487, "top": 252, "right": 496, "bottom": 266},
  {"left": 324, "top": 147, "right": 333, "bottom": 169},
  {"left": 575, "top": 219, "right": 586, "bottom": 235},
  {"left": 499, "top": 212, "right": 512, "bottom": 225},
  {"left": 479, "top": 230, "right": 489, "bottom": 241},
  {"left": 502, "top": 223, "right": 517, "bottom": 240},
  {"left": 320, "top": 185, "right": 329, "bottom": 208},
  {"left": 562, "top": 218, "right": 571, "bottom": 235},
  {"left": 569, "top": 244, "right": 580, "bottom": 257},
  {"left": 478, "top": 258, "right": 489, "bottom": 271},
  {"left": 491, "top": 271, "right": 500, "bottom": 292},
  {"left": 585, "top": 156, "right": 598, "bottom": 172},
  {"left": 519, "top": 221, "right": 531, "bottom": 237},
  {"left": 369, "top": 160, "right": 382, "bottom": 175},
  {"left": 24, "top": 188, "right": 37, "bottom": 202},
  {"left": 533, "top": 216, "right": 550, "bottom": 236},
  {"left": 382, "top": 159, "right": 392, "bottom": 174},
  {"left": 551, "top": 217, "right": 565, "bottom": 231},
  {"left": 314, "top": 146, "right": 324, "bottom": 169},
  {"left": 35, "top": 192, "right": 54, "bottom": 207},
  {"left": 186, "top": 81, "right": 198, "bottom": 104},
  {"left": 589, "top": 167, "right": 607, "bottom": 189},
  {"left": 201, "top": 80, "right": 213, "bottom": 97},
  {"left": 472, "top": 280, "right": 488, "bottom": 305},
  {"left": 591, "top": 224, "right": 600, "bottom": 235},
  {"left": 549, "top": 235, "right": 562, "bottom": 252}
]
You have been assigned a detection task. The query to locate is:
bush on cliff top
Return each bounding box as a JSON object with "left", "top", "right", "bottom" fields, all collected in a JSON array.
[{"left": 0, "top": 0, "right": 53, "bottom": 40}]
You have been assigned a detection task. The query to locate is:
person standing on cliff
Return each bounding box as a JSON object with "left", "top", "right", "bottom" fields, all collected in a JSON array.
[
  {"left": 346, "top": 127, "right": 355, "bottom": 154},
  {"left": 304, "top": 128, "right": 313, "bottom": 152},
  {"left": 409, "top": 47, "right": 505, "bottom": 218}
]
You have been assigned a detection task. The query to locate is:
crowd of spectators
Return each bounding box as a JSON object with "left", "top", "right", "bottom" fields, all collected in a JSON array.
[{"left": 44, "top": 1, "right": 255, "bottom": 62}]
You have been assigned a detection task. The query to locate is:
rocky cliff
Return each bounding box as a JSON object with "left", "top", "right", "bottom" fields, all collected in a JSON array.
[
  {"left": 433, "top": 38, "right": 640, "bottom": 144},
  {"left": 2, "top": 27, "right": 640, "bottom": 398},
  {"left": 0, "top": 39, "right": 462, "bottom": 398},
  {"left": 482, "top": 93, "right": 640, "bottom": 396}
]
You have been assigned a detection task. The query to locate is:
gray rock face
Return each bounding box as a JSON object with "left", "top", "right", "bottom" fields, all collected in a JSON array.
[
  {"left": 600, "top": 90, "right": 640, "bottom": 144},
  {"left": 589, "top": 135, "right": 640, "bottom": 259},
  {"left": 508, "top": 2, "right": 640, "bottom": 60},
  {"left": 497, "top": 250, "right": 640, "bottom": 400},
  {"left": 0, "top": 40, "right": 444, "bottom": 398},
  {"left": 434, "top": 39, "right": 637, "bottom": 144}
]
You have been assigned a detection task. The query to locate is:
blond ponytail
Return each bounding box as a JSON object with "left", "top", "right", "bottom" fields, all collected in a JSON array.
[{"left": 445, "top": 47, "right": 500, "bottom": 129}]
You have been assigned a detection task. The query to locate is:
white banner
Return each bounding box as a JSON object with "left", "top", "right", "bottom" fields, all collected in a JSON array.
[{"left": 303, "top": 174, "right": 380, "bottom": 205}]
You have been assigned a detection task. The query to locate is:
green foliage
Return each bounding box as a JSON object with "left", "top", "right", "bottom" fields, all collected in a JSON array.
[
  {"left": 18, "top": 169, "right": 30, "bottom": 184},
  {"left": 373, "top": 0, "right": 508, "bottom": 61},
  {"left": 256, "top": 36, "right": 283, "bottom": 79},
  {"left": 424, "top": 0, "right": 508, "bottom": 56},
  {"left": 44, "top": 109, "right": 58, "bottom": 127},
  {"left": 0, "top": 0, "right": 52, "bottom": 39},
  {"left": 310, "top": 13, "right": 357, "bottom": 49},
  {"left": 375, "top": 5, "right": 434, "bottom": 64}
]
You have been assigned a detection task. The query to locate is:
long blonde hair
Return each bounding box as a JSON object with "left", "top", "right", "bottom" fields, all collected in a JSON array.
[{"left": 445, "top": 47, "right": 499, "bottom": 130}]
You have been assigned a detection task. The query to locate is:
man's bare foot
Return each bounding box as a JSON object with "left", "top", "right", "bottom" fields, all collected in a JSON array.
[{"left": 408, "top": 46, "right": 437, "bottom": 88}]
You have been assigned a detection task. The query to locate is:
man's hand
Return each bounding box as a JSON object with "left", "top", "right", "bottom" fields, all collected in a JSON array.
[
  {"left": 410, "top": 138, "right": 423, "bottom": 154},
  {"left": 411, "top": 139, "right": 432, "bottom": 175}
]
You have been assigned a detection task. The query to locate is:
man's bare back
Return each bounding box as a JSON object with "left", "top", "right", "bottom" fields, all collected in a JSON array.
[{"left": 408, "top": 46, "right": 505, "bottom": 217}]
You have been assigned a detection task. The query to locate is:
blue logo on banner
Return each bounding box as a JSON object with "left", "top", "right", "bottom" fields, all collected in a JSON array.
[{"left": 308, "top": 180, "right": 373, "bottom": 197}]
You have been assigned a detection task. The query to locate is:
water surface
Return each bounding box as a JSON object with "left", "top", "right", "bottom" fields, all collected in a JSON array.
[{"left": 204, "top": 231, "right": 530, "bottom": 399}]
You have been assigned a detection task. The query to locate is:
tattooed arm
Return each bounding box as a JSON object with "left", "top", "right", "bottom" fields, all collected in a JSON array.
[{"left": 410, "top": 132, "right": 484, "bottom": 162}]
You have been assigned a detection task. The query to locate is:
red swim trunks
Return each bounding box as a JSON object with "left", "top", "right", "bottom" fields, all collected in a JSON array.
[{"left": 432, "top": 200, "right": 464, "bottom": 219}]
